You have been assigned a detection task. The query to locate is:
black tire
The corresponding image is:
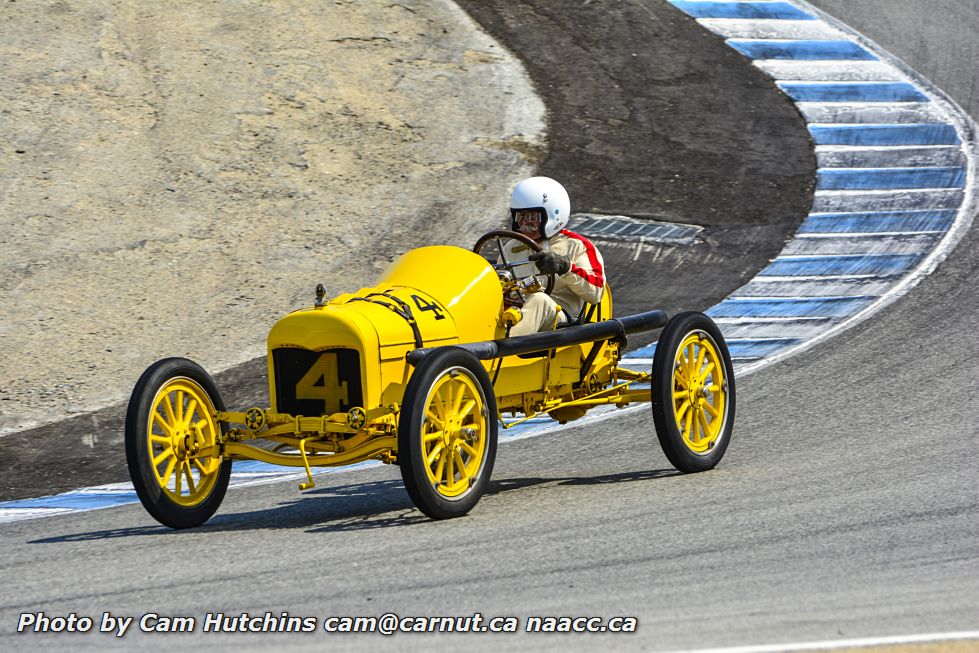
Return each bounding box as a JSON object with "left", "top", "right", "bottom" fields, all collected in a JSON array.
[
  {"left": 125, "top": 357, "right": 232, "bottom": 528},
  {"left": 399, "top": 347, "right": 498, "bottom": 519},
  {"left": 651, "top": 312, "right": 735, "bottom": 472}
]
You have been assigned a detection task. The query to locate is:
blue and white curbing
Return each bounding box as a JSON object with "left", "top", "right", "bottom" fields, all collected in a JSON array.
[
  {"left": 658, "top": 0, "right": 977, "bottom": 377},
  {"left": 2, "top": 0, "right": 975, "bottom": 525}
]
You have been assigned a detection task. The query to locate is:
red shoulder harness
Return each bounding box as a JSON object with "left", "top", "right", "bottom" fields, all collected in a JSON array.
[{"left": 560, "top": 229, "right": 604, "bottom": 288}]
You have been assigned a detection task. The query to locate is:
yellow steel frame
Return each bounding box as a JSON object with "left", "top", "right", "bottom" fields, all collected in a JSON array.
[
  {"left": 498, "top": 369, "right": 651, "bottom": 428},
  {"left": 222, "top": 437, "right": 398, "bottom": 468},
  {"left": 208, "top": 365, "right": 651, "bottom": 480},
  {"left": 209, "top": 408, "right": 399, "bottom": 489}
]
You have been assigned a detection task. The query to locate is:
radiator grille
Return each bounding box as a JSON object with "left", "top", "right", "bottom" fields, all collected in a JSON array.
[{"left": 272, "top": 348, "right": 363, "bottom": 417}]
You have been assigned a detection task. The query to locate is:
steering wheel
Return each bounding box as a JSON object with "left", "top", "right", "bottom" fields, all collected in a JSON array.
[{"left": 472, "top": 230, "right": 556, "bottom": 302}]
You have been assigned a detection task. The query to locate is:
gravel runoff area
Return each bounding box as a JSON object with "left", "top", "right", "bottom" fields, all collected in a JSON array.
[{"left": 0, "top": 0, "right": 544, "bottom": 436}]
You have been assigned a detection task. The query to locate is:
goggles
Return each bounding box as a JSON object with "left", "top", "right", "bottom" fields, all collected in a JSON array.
[{"left": 513, "top": 209, "right": 543, "bottom": 224}]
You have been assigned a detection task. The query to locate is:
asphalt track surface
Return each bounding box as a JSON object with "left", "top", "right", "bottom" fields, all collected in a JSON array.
[{"left": 2, "top": 1, "right": 977, "bottom": 651}]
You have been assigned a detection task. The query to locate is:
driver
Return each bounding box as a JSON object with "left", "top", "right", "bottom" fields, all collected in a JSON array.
[{"left": 505, "top": 177, "right": 605, "bottom": 337}]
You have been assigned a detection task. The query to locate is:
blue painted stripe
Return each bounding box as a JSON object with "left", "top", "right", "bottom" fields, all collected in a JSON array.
[
  {"left": 728, "top": 40, "right": 876, "bottom": 61},
  {"left": 817, "top": 167, "right": 966, "bottom": 190},
  {"left": 614, "top": 339, "right": 805, "bottom": 361},
  {"left": 727, "top": 338, "right": 803, "bottom": 357},
  {"left": 810, "top": 124, "right": 960, "bottom": 146},
  {"left": 628, "top": 342, "right": 659, "bottom": 359},
  {"left": 234, "top": 460, "right": 294, "bottom": 474},
  {"left": 799, "top": 210, "right": 957, "bottom": 233},
  {"left": 762, "top": 254, "right": 921, "bottom": 276},
  {"left": 500, "top": 416, "right": 561, "bottom": 439},
  {"left": 0, "top": 459, "right": 388, "bottom": 519},
  {"left": 669, "top": 1, "right": 815, "bottom": 20},
  {"left": 707, "top": 296, "right": 876, "bottom": 318},
  {"left": 780, "top": 82, "right": 929, "bottom": 103},
  {"left": 1, "top": 490, "right": 137, "bottom": 511},
  {"left": 811, "top": 189, "right": 964, "bottom": 212}
]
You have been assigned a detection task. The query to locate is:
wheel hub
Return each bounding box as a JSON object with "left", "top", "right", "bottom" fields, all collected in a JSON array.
[
  {"left": 172, "top": 427, "right": 202, "bottom": 460},
  {"left": 688, "top": 378, "right": 706, "bottom": 405},
  {"left": 445, "top": 422, "right": 473, "bottom": 446},
  {"left": 173, "top": 429, "right": 188, "bottom": 460},
  {"left": 442, "top": 418, "right": 456, "bottom": 447}
]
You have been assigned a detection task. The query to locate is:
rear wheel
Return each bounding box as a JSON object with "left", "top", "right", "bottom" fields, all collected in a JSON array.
[
  {"left": 399, "top": 347, "right": 498, "bottom": 519},
  {"left": 125, "top": 358, "right": 232, "bottom": 528},
  {"left": 651, "top": 312, "right": 735, "bottom": 472}
]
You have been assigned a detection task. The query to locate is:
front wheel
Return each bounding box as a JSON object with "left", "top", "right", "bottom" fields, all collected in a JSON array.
[
  {"left": 651, "top": 312, "right": 735, "bottom": 472},
  {"left": 399, "top": 347, "right": 498, "bottom": 519},
  {"left": 125, "top": 358, "right": 232, "bottom": 528}
]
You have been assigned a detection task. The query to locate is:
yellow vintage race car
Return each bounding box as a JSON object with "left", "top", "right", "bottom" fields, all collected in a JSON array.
[{"left": 125, "top": 230, "right": 735, "bottom": 528}]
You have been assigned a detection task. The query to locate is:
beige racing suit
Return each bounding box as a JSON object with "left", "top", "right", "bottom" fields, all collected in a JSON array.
[{"left": 505, "top": 229, "right": 605, "bottom": 337}]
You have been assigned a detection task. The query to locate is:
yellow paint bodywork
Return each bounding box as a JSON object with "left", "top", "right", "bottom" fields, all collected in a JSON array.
[
  {"left": 267, "top": 246, "right": 501, "bottom": 413},
  {"left": 221, "top": 243, "right": 638, "bottom": 478}
]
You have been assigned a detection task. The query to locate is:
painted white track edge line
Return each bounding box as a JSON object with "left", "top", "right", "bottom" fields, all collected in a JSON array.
[{"left": 664, "top": 630, "right": 979, "bottom": 653}]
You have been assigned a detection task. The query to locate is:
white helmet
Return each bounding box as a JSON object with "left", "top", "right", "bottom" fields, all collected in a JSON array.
[{"left": 509, "top": 176, "right": 570, "bottom": 239}]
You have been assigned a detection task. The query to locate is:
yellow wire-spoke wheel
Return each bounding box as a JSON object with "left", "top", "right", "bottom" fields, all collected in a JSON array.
[
  {"left": 421, "top": 370, "right": 487, "bottom": 498},
  {"left": 399, "top": 347, "right": 498, "bottom": 520},
  {"left": 147, "top": 377, "right": 223, "bottom": 507},
  {"left": 672, "top": 333, "right": 726, "bottom": 454},
  {"left": 651, "top": 312, "right": 735, "bottom": 473},
  {"left": 126, "top": 358, "right": 232, "bottom": 529}
]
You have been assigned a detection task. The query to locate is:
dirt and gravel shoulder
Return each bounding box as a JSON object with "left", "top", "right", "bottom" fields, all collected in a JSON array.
[{"left": 0, "top": 0, "right": 544, "bottom": 437}]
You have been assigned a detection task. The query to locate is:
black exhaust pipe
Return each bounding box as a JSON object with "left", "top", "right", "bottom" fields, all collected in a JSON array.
[{"left": 406, "top": 309, "right": 667, "bottom": 365}]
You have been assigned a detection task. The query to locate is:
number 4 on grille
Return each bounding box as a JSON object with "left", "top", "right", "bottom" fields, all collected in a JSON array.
[{"left": 295, "top": 352, "right": 349, "bottom": 414}]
